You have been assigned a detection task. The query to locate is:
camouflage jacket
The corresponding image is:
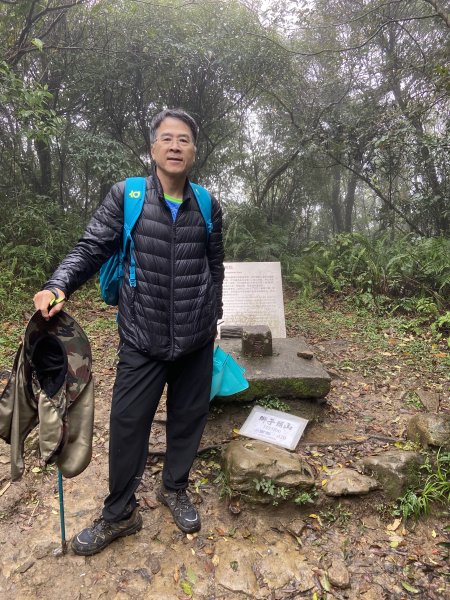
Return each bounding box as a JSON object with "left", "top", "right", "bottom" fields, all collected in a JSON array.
[{"left": 0, "top": 311, "right": 94, "bottom": 480}]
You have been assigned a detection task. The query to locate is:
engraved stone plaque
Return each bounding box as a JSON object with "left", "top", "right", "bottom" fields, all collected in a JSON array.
[
  {"left": 242, "top": 325, "right": 272, "bottom": 357},
  {"left": 239, "top": 406, "right": 309, "bottom": 450},
  {"left": 220, "top": 262, "right": 286, "bottom": 338}
]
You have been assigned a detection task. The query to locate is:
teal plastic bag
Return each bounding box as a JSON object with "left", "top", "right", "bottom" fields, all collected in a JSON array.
[{"left": 210, "top": 346, "right": 249, "bottom": 401}]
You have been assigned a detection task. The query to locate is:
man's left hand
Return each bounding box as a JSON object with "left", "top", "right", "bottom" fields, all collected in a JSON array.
[{"left": 33, "top": 288, "right": 66, "bottom": 321}]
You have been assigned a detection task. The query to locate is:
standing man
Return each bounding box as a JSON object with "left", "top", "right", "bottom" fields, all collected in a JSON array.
[{"left": 33, "top": 109, "right": 224, "bottom": 555}]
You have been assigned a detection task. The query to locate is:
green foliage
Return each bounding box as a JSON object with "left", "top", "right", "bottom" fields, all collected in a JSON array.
[
  {"left": 431, "top": 311, "right": 450, "bottom": 348},
  {"left": 253, "top": 477, "right": 291, "bottom": 505},
  {"left": 224, "top": 203, "right": 290, "bottom": 262},
  {"left": 215, "top": 469, "right": 315, "bottom": 507},
  {"left": 1, "top": 0, "right": 448, "bottom": 329},
  {"left": 403, "top": 392, "right": 424, "bottom": 410},
  {"left": 0, "top": 266, "right": 28, "bottom": 322},
  {"left": 395, "top": 450, "right": 450, "bottom": 520},
  {"left": 82, "top": 317, "right": 118, "bottom": 336},
  {"left": 180, "top": 580, "right": 193, "bottom": 597},
  {"left": 395, "top": 489, "right": 430, "bottom": 521},
  {"left": 0, "top": 61, "right": 62, "bottom": 142},
  {"left": 319, "top": 503, "right": 352, "bottom": 526},
  {"left": 67, "top": 130, "right": 138, "bottom": 187},
  {"left": 253, "top": 477, "right": 316, "bottom": 506},
  {"left": 288, "top": 233, "right": 450, "bottom": 312},
  {"left": 254, "top": 477, "right": 276, "bottom": 496},
  {"left": 294, "top": 491, "right": 317, "bottom": 506},
  {"left": 286, "top": 295, "right": 449, "bottom": 381},
  {"left": 213, "top": 470, "right": 233, "bottom": 500},
  {"left": 0, "top": 198, "right": 84, "bottom": 320},
  {"left": 258, "top": 395, "right": 290, "bottom": 412}
]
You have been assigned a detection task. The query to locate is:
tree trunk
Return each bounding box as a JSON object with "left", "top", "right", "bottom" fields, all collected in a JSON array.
[
  {"left": 344, "top": 170, "right": 358, "bottom": 232},
  {"left": 385, "top": 28, "right": 448, "bottom": 235},
  {"left": 422, "top": 0, "right": 450, "bottom": 28},
  {"left": 330, "top": 164, "right": 344, "bottom": 233},
  {"left": 35, "top": 138, "right": 52, "bottom": 196}
]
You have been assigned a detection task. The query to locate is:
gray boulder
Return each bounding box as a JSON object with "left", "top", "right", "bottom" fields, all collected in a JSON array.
[
  {"left": 324, "top": 468, "right": 379, "bottom": 497},
  {"left": 328, "top": 557, "right": 351, "bottom": 589},
  {"left": 407, "top": 414, "right": 450, "bottom": 449},
  {"left": 222, "top": 439, "right": 315, "bottom": 503},
  {"left": 362, "top": 450, "right": 424, "bottom": 499},
  {"left": 216, "top": 338, "right": 331, "bottom": 401},
  {"left": 416, "top": 389, "right": 440, "bottom": 412}
]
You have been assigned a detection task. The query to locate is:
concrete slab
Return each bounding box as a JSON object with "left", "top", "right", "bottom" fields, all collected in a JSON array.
[{"left": 217, "top": 337, "right": 331, "bottom": 401}]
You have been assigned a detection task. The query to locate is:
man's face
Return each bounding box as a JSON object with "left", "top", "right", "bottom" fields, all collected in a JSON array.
[{"left": 150, "top": 117, "right": 196, "bottom": 179}]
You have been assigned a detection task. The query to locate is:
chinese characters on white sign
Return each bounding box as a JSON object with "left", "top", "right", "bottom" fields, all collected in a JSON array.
[
  {"left": 221, "top": 262, "right": 286, "bottom": 338},
  {"left": 239, "top": 406, "right": 308, "bottom": 450}
]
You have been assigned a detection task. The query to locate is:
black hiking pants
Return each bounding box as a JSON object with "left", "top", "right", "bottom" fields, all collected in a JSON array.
[{"left": 102, "top": 339, "right": 214, "bottom": 522}]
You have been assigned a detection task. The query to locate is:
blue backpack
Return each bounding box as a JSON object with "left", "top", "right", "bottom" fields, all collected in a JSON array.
[{"left": 99, "top": 176, "right": 213, "bottom": 305}]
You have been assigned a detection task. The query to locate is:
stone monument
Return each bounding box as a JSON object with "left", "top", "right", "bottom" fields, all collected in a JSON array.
[
  {"left": 217, "top": 262, "right": 331, "bottom": 406},
  {"left": 220, "top": 262, "right": 286, "bottom": 338}
]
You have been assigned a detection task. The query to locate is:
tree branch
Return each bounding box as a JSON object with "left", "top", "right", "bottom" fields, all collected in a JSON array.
[
  {"left": 32, "top": 0, "right": 85, "bottom": 22},
  {"left": 259, "top": 147, "right": 302, "bottom": 203},
  {"left": 328, "top": 151, "right": 426, "bottom": 236},
  {"left": 422, "top": 0, "right": 450, "bottom": 27},
  {"left": 241, "top": 14, "right": 437, "bottom": 58},
  {"left": 4, "top": 0, "right": 86, "bottom": 65}
]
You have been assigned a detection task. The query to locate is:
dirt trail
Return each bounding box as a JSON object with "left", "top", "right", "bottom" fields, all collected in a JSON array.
[{"left": 0, "top": 300, "right": 449, "bottom": 599}]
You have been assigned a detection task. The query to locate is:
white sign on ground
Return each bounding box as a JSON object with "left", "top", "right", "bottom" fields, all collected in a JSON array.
[
  {"left": 239, "top": 406, "right": 308, "bottom": 450},
  {"left": 221, "top": 262, "right": 286, "bottom": 338}
]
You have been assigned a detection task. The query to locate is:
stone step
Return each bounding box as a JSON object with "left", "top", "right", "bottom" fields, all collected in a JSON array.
[{"left": 216, "top": 337, "right": 331, "bottom": 401}]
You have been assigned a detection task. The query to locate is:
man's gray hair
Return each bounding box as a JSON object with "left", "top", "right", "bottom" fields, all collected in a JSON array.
[{"left": 149, "top": 109, "right": 199, "bottom": 145}]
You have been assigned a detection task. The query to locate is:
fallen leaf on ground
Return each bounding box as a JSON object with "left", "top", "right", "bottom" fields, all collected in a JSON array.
[
  {"left": 142, "top": 496, "right": 159, "bottom": 509},
  {"left": 386, "top": 518, "right": 402, "bottom": 531},
  {"left": 0, "top": 482, "right": 11, "bottom": 497},
  {"left": 211, "top": 555, "right": 220, "bottom": 567},
  {"left": 186, "top": 566, "right": 197, "bottom": 584},
  {"left": 228, "top": 497, "right": 241, "bottom": 514},
  {"left": 401, "top": 581, "right": 420, "bottom": 594},
  {"left": 180, "top": 580, "right": 193, "bottom": 596},
  {"left": 319, "top": 573, "right": 331, "bottom": 592}
]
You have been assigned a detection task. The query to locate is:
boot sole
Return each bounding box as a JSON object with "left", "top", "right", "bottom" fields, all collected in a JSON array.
[
  {"left": 157, "top": 491, "right": 201, "bottom": 534},
  {"left": 71, "top": 514, "right": 143, "bottom": 556}
]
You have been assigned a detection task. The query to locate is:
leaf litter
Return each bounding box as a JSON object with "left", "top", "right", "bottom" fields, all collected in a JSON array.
[{"left": 0, "top": 294, "right": 448, "bottom": 598}]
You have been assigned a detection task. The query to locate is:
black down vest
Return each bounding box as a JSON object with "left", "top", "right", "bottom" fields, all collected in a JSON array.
[{"left": 44, "top": 176, "right": 224, "bottom": 360}]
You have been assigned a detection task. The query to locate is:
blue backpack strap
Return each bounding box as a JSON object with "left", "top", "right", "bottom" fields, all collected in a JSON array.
[
  {"left": 123, "top": 177, "right": 146, "bottom": 287},
  {"left": 190, "top": 182, "right": 213, "bottom": 241}
]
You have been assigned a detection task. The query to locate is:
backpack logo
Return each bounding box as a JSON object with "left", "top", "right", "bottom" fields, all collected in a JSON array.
[{"left": 129, "top": 190, "right": 141, "bottom": 199}]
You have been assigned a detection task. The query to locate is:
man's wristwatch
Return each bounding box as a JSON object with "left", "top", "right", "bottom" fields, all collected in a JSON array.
[{"left": 46, "top": 287, "right": 65, "bottom": 305}]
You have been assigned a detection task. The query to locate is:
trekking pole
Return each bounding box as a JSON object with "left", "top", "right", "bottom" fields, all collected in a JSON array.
[{"left": 57, "top": 469, "right": 68, "bottom": 554}]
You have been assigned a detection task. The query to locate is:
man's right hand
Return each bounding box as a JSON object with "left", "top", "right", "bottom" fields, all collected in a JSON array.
[{"left": 33, "top": 288, "right": 66, "bottom": 321}]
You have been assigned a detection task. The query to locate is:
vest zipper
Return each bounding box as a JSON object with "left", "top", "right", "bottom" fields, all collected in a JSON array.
[
  {"left": 170, "top": 221, "right": 176, "bottom": 359},
  {"left": 163, "top": 195, "right": 188, "bottom": 360}
]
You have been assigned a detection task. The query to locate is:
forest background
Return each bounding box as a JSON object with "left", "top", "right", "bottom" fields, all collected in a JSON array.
[{"left": 0, "top": 0, "right": 449, "bottom": 345}]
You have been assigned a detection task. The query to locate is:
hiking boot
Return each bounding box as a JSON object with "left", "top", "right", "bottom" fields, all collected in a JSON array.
[
  {"left": 157, "top": 485, "right": 200, "bottom": 533},
  {"left": 71, "top": 508, "right": 142, "bottom": 556}
]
